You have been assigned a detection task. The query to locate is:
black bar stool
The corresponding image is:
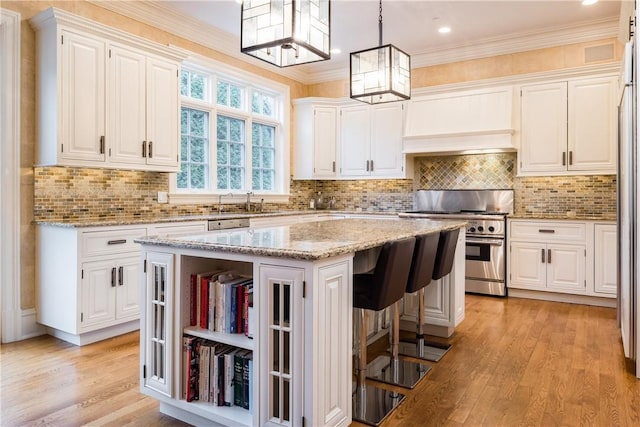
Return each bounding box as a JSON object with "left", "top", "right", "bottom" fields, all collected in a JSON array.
[
  {"left": 352, "top": 237, "right": 416, "bottom": 426},
  {"left": 366, "top": 232, "right": 440, "bottom": 389},
  {"left": 399, "top": 227, "right": 460, "bottom": 362}
]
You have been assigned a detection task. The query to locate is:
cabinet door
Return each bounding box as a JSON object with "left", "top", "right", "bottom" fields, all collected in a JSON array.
[
  {"left": 509, "top": 242, "right": 547, "bottom": 289},
  {"left": 519, "top": 82, "right": 567, "bottom": 173},
  {"left": 339, "top": 105, "right": 370, "bottom": 176},
  {"left": 546, "top": 244, "right": 586, "bottom": 293},
  {"left": 146, "top": 57, "right": 180, "bottom": 170},
  {"left": 258, "top": 265, "right": 304, "bottom": 426},
  {"left": 568, "top": 76, "right": 616, "bottom": 172},
  {"left": 81, "top": 259, "right": 117, "bottom": 331},
  {"left": 370, "top": 103, "right": 404, "bottom": 177},
  {"left": 108, "top": 44, "right": 146, "bottom": 166},
  {"left": 115, "top": 257, "right": 141, "bottom": 320},
  {"left": 142, "top": 251, "right": 174, "bottom": 397},
  {"left": 60, "top": 30, "right": 106, "bottom": 162},
  {"left": 594, "top": 224, "right": 617, "bottom": 295},
  {"left": 313, "top": 107, "right": 338, "bottom": 178}
]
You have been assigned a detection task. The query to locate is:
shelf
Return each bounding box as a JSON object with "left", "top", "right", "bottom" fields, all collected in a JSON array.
[
  {"left": 183, "top": 326, "right": 254, "bottom": 351},
  {"left": 172, "top": 398, "right": 253, "bottom": 427}
]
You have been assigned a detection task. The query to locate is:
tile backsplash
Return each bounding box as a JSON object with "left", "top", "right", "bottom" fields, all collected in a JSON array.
[{"left": 34, "top": 154, "right": 616, "bottom": 221}]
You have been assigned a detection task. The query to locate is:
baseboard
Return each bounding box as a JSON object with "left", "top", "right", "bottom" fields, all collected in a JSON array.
[
  {"left": 45, "top": 320, "right": 140, "bottom": 346},
  {"left": 508, "top": 288, "right": 616, "bottom": 308},
  {"left": 20, "top": 308, "right": 46, "bottom": 340}
]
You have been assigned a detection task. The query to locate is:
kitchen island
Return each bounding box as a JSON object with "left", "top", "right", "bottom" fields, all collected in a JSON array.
[{"left": 135, "top": 217, "right": 466, "bottom": 427}]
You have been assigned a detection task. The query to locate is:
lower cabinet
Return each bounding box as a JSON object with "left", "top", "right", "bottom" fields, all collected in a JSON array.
[
  {"left": 36, "top": 220, "right": 208, "bottom": 346},
  {"left": 508, "top": 219, "right": 616, "bottom": 304},
  {"left": 139, "top": 247, "right": 352, "bottom": 427}
]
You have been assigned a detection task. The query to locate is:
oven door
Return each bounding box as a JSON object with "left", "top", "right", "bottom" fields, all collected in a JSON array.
[{"left": 465, "top": 237, "right": 505, "bottom": 281}]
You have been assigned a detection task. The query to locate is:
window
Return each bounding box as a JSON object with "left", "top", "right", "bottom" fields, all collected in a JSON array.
[{"left": 172, "top": 60, "right": 290, "bottom": 202}]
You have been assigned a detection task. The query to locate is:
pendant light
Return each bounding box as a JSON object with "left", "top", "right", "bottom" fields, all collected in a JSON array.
[
  {"left": 350, "top": 0, "right": 411, "bottom": 104},
  {"left": 241, "top": 0, "right": 331, "bottom": 67}
]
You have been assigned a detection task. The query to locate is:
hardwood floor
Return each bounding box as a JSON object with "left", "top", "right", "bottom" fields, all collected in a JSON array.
[{"left": 2, "top": 295, "right": 639, "bottom": 426}]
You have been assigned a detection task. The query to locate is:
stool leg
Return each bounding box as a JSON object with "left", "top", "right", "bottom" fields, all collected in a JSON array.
[
  {"left": 353, "top": 308, "right": 406, "bottom": 426},
  {"left": 398, "top": 288, "right": 453, "bottom": 362}
]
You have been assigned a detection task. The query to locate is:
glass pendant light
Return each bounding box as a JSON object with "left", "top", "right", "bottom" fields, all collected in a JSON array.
[
  {"left": 350, "top": 0, "right": 411, "bottom": 104},
  {"left": 241, "top": 0, "right": 331, "bottom": 67}
]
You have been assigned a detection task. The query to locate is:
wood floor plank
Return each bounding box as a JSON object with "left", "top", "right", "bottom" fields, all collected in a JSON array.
[{"left": 2, "top": 295, "right": 639, "bottom": 427}]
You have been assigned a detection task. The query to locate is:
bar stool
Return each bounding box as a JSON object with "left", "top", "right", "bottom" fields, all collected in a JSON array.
[
  {"left": 366, "top": 232, "right": 440, "bottom": 390},
  {"left": 353, "top": 237, "right": 416, "bottom": 426},
  {"left": 399, "top": 227, "right": 460, "bottom": 362}
]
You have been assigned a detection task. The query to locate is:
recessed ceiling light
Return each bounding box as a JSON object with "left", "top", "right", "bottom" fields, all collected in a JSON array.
[
  {"left": 330, "top": 48, "right": 342, "bottom": 54},
  {"left": 582, "top": 0, "right": 598, "bottom": 5},
  {"left": 438, "top": 26, "right": 451, "bottom": 34}
]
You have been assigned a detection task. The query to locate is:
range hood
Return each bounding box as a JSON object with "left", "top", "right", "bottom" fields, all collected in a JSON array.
[{"left": 403, "top": 86, "right": 517, "bottom": 155}]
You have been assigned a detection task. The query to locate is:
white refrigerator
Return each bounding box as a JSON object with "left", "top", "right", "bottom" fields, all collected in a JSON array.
[{"left": 618, "top": 38, "right": 640, "bottom": 378}]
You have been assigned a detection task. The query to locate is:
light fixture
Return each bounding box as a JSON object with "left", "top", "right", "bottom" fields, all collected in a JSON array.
[
  {"left": 350, "top": 0, "right": 411, "bottom": 104},
  {"left": 241, "top": 0, "right": 331, "bottom": 67},
  {"left": 438, "top": 26, "right": 451, "bottom": 34}
]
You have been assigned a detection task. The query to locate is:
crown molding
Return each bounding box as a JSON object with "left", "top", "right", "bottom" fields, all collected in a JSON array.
[
  {"left": 88, "top": 0, "right": 313, "bottom": 84},
  {"left": 88, "top": 1, "right": 620, "bottom": 85}
]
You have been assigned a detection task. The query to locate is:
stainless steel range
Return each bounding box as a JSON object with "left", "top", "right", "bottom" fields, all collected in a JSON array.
[{"left": 400, "top": 189, "right": 514, "bottom": 296}]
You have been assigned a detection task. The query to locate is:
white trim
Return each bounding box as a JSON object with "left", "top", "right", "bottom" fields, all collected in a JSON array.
[
  {"left": 87, "top": 0, "right": 618, "bottom": 85},
  {"left": 0, "top": 8, "right": 28, "bottom": 343}
]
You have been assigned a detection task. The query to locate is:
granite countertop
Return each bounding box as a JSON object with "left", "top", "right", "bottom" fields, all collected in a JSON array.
[
  {"left": 34, "top": 210, "right": 401, "bottom": 228},
  {"left": 508, "top": 213, "right": 616, "bottom": 221},
  {"left": 134, "top": 218, "right": 466, "bottom": 260}
]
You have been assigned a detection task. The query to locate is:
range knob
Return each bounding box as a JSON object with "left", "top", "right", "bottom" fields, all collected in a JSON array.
[
  {"left": 488, "top": 226, "right": 495, "bottom": 232},
  {"left": 468, "top": 227, "right": 476, "bottom": 233},
  {"left": 477, "top": 225, "right": 484, "bottom": 232}
]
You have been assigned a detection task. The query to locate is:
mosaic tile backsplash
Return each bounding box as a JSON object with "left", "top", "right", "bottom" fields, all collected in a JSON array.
[{"left": 415, "top": 153, "right": 516, "bottom": 189}]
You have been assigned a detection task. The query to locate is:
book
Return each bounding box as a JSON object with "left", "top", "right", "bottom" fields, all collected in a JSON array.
[
  {"left": 233, "top": 350, "right": 249, "bottom": 407},
  {"left": 197, "top": 270, "right": 222, "bottom": 329},
  {"left": 189, "top": 274, "right": 197, "bottom": 326},
  {"left": 224, "top": 349, "right": 239, "bottom": 406},
  {"left": 198, "top": 343, "right": 210, "bottom": 403},
  {"left": 243, "top": 282, "right": 253, "bottom": 336},
  {"left": 184, "top": 336, "right": 198, "bottom": 402},
  {"left": 242, "top": 352, "right": 253, "bottom": 410}
]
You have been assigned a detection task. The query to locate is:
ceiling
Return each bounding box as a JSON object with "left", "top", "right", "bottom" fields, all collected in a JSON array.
[{"left": 105, "top": 0, "right": 627, "bottom": 83}]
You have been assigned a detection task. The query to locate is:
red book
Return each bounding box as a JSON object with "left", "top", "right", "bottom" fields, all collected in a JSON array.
[
  {"left": 190, "top": 274, "right": 197, "bottom": 326},
  {"left": 200, "top": 275, "right": 210, "bottom": 329}
]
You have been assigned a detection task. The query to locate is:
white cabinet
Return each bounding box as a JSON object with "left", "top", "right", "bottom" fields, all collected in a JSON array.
[
  {"left": 508, "top": 219, "right": 616, "bottom": 304},
  {"left": 519, "top": 75, "right": 616, "bottom": 175},
  {"left": 293, "top": 101, "right": 338, "bottom": 179},
  {"left": 30, "top": 8, "right": 184, "bottom": 172},
  {"left": 36, "top": 220, "right": 208, "bottom": 345},
  {"left": 340, "top": 102, "right": 405, "bottom": 178},
  {"left": 59, "top": 29, "right": 107, "bottom": 163},
  {"left": 108, "top": 43, "right": 180, "bottom": 170},
  {"left": 293, "top": 97, "right": 408, "bottom": 180},
  {"left": 594, "top": 223, "right": 617, "bottom": 295}
]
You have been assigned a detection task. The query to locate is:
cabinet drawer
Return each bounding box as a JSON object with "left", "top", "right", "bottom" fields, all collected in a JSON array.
[
  {"left": 81, "top": 228, "right": 147, "bottom": 257},
  {"left": 509, "top": 221, "right": 586, "bottom": 242},
  {"left": 148, "top": 222, "right": 207, "bottom": 237}
]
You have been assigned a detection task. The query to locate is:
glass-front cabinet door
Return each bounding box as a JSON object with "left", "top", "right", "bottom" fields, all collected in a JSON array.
[
  {"left": 258, "top": 265, "right": 304, "bottom": 427},
  {"left": 142, "top": 251, "right": 174, "bottom": 397}
]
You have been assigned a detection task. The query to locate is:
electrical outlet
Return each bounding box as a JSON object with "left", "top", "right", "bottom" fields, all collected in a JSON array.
[{"left": 157, "top": 191, "right": 168, "bottom": 204}]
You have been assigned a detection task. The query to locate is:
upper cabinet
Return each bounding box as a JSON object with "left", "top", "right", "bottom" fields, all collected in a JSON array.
[
  {"left": 519, "top": 75, "right": 616, "bottom": 176},
  {"left": 293, "top": 98, "right": 408, "bottom": 180},
  {"left": 30, "top": 8, "right": 185, "bottom": 172}
]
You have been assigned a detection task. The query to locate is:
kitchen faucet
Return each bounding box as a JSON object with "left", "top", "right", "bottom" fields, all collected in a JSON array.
[
  {"left": 217, "top": 192, "right": 232, "bottom": 215},
  {"left": 246, "top": 191, "right": 254, "bottom": 212}
]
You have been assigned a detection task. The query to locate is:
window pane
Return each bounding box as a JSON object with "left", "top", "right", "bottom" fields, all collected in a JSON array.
[
  {"left": 180, "top": 71, "right": 189, "bottom": 96},
  {"left": 217, "top": 115, "right": 245, "bottom": 191},
  {"left": 252, "top": 92, "right": 260, "bottom": 114},
  {"left": 217, "top": 140, "right": 228, "bottom": 164},
  {"left": 180, "top": 107, "right": 210, "bottom": 191},
  {"left": 230, "top": 143, "right": 243, "bottom": 166},
  {"left": 217, "top": 118, "right": 227, "bottom": 140},
  {"left": 262, "top": 149, "right": 274, "bottom": 168},
  {"left": 190, "top": 73, "right": 205, "bottom": 100},
  {"left": 263, "top": 170, "right": 274, "bottom": 190},
  {"left": 230, "top": 85, "right": 242, "bottom": 109},
  {"left": 217, "top": 167, "right": 228, "bottom": 190},
  {"left": 230, "top": 120, "right": 243, "bottom": 143},
  {"left": 230, "top": 167, "right": 243, "bottom": 189},
  {"left": 251, "top": 122, "right": 276, "bottom": 191},
  {"left": 252, "top": 149, "right": 260, "bottom": 166},
  {"left": 263, "top": 96, "right": 274, "bottom": 116},
  {"left": 217, "top": 81, "right": 228, "bottom": 106},
  {"left": 252, "top": 169, "right": 260, "bottom": 190}
]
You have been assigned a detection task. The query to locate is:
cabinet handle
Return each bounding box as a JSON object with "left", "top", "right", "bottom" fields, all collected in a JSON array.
[
  {"left": 562, "top": 152, "right": 566, "bottom": 166},
  {"left": 111, "top": 267, "right": 116, "bottom": 287},
  {"left": 100, "top": 136, "right": 105, "bottom": 154},
  {"left": 370, "top": 160, "right": 374, "bottom": 171},
  {"left": 148, "top": 141, "right": 153, "bottom": 158},
  {"left": 541, "top": 248, "right": 546, "bottom": 263},
  {"left": 365, "top": 160, "right": 370, "bottom": 171},
  {"left": 569, "top": 151, "right": 573, "bottom": 165},
  {"left": 332, "top": 161, "right": 335, "bottom": 172},
  {"left": 118, "top": 266, "right": 123, "bottom": 286},
  {"left": 107, "top": 239, "right": 127, "bottom": 245},
  {"left": 547, "top": 249, "right": 552, "bottom": 264},
  {"left": 142, "top": 141, "right": 147, "bottom": 158},
  {"left": 538, "top": 229, "right": 555, "bottom": 234}
]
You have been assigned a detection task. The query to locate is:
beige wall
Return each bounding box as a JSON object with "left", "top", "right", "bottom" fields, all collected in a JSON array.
[{"left": 3, "top": 0, "right": 622, "bottom": 314}]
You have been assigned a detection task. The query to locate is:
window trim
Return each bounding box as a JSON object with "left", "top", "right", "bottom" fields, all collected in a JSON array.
[{"left": 170, "top": 55, "right": 290, "bottom": 204}]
